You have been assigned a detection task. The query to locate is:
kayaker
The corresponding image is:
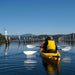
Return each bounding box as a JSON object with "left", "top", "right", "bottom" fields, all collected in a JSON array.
[{"left": 40, "top": 36, "right": 57, "bottom": 53}]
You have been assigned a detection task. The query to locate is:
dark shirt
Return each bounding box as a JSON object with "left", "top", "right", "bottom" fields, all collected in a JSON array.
[{"left": 43, "top": 41, "right": 48, "bottom": 50}]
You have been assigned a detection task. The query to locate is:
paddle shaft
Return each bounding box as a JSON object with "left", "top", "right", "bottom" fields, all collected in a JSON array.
[{"left": 26, "top": 45, "right": 71, "bottom": 51}]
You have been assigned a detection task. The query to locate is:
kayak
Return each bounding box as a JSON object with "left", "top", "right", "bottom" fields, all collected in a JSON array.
[{"left": 40, "top": 48, "right": 61, "bottom": 64}]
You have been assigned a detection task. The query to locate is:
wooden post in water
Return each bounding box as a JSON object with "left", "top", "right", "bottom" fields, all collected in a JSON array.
[
  {"left": 73, "top": 33, "right": 74, "bottom": 41},
  {"left": 70, "top": 34, "right": 71, "bottom": 42},
  {"left": 24, "top": 37, "right": 25, "bottom": 43},
  {"left": 4, "top": 30, "right": 8, "bottom": 44},
  {"left": 26, "top": 37, "right": 28, "bottom": 43}
]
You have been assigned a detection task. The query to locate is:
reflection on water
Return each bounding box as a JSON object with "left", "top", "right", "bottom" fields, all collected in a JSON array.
[
  {"left": 5, "top": 44, "right": 8, "bottom": 56},
  {"left": 18, "top": 43, "right": 21, "bottom": 50},
  {"left": 42, "top": 58, "right": 60, "bottom": 75},
  {"left": 0, "top": 41, "right": 75, "bottom": 75},
  {"left": 24, "top": 59, "right": 38, "bottom": 70},
  {"left": 4, "top": 43, "right": 11, "bottom": 56},
  {"left": 26, "top": 55, "right": 36, "bottom": 58},
  {"left": 24, "top": 59, "right": 38, "bottom": 64},
  {"left": 8, "top": 43, "right": 10, "bottom": 49},
  {"left": 62, "top": 57, "right": 71, "bottom": 63},
  {"left": 24, "top": 53, "right": 38, "bottom": 70}
]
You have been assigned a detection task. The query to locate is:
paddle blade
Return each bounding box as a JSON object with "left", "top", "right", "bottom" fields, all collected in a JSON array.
[
  {"left": 62, "top": 47, "right": 71, "bottom": 51},
  {"left": 23, "top": 51, "right": 37, "bottom": 55},
  {"left": 26, "top": 45, "right": 35, "bottom": 48}
]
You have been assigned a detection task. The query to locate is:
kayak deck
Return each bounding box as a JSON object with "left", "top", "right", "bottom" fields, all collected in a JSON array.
[{"left": 40, "top": 48, "right": 61, "bottom": 64}]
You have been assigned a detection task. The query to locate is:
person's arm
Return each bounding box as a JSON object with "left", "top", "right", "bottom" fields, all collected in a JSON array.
[
  {"left": 40, "top": 43, "right": 44, "bottom": 48},
  {"left": 55, "top": 44, "right": 58, "bottom": 52},
  {"left": 44, "top": 41, "right": 48, "bottom": 46},
  {"left": 43, "top": 41, "right": 48, "bottom": 50},
  {"left": 56, "top": 45, "right": 58, "bottom": 50}
]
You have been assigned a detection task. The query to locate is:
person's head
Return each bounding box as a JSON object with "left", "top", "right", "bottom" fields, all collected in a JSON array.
[{"left": 47, "top": 36, "right": 53, "bottom": 40}]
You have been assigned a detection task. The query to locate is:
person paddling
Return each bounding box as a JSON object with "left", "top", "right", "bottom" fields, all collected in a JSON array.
[{"left": 40, "top": 36, "right": 57, "bottom": 53}]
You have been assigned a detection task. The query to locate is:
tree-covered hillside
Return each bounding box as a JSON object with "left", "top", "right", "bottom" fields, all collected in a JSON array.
[{"left": 0, "top": 33, "right": 5, "bottom": 40}]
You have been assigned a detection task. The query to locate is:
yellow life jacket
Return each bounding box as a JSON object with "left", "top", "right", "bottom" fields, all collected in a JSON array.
[{"left": 47, "top": 40, "right": 56, "bottom": 51}]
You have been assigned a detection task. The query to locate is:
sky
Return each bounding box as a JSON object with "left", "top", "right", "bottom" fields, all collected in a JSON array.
[{"left": 0, "top": 0, "right": 75, "bottom": 35}]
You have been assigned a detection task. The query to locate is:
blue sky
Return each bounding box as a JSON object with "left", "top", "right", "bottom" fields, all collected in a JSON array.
[{"left": 0, "top": 0, "right": 75, "bottom": 35}]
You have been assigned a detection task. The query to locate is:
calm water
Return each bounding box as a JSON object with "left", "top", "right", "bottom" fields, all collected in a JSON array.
[{"left": 0, "top": 41, "right": 75, "bottom": 75}]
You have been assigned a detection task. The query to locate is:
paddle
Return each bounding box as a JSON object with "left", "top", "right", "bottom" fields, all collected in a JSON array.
[
  {"left": 59, "top": 47, "right": 71, "bottom": 51},
  {"left": 23, "top": 51, "right": 37, "bottom": 55},
  {"left": 26, "top": 45, "right": 71, "bottom": 51},
  {"left": 23, "top": 45, "right": 71, "bottom": 55},
  {"left": 26, "top": 45, "right": 40, "bottom": 48}
]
